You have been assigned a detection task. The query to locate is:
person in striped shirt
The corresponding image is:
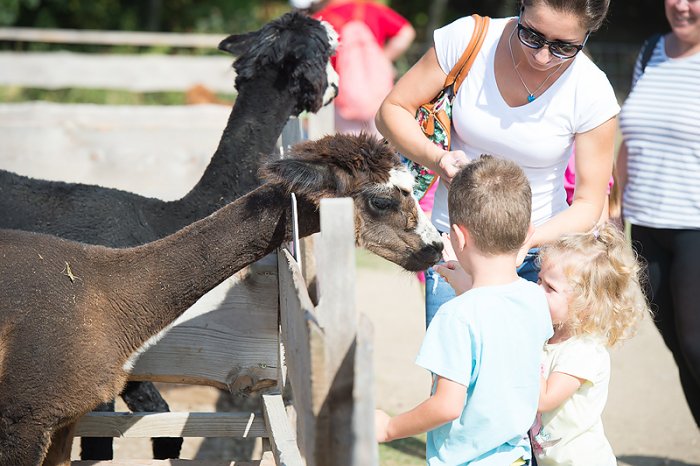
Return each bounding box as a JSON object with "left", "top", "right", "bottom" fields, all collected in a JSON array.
[{"left": 616, "top": 0, "right": 700, "bottom": 429}]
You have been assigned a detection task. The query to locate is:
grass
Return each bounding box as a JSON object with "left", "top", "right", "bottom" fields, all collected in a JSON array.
[
  {"left": 356, "top": 248, "right": 426, "bottom": 466},
  {"left": 355, "top": 247, "right": 403, "bottom": 272},
  {"left": 379, "top": 434, "right": 427, "bottom": 466},
  {"left": 0, "top": 86, "right": 235, "bottom": 105}
]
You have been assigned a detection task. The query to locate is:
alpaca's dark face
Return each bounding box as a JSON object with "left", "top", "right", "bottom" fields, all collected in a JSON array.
[
  {"left": 218, "top": 12, "right": 338, "bottom": 114},
  {"left": 261, "top": 134, "right": 444, "bottom": 272}
]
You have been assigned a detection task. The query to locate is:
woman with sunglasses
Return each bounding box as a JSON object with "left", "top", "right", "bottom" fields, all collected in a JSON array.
[{"left": 376, "top": 0, "right": 619, "bottom": 328}]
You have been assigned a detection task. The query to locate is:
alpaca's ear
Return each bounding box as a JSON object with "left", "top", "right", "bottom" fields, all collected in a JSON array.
[
  {"left": 218, "top": 32, "right": 257, "bottom": 56},
  {"left": 260, "top": 159, "right": 333, "bottom": 201}
]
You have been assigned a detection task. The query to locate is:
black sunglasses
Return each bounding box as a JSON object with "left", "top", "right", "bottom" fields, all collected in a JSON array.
[{"left": 516, "top": 17, "right": 590, "bottom": 59}]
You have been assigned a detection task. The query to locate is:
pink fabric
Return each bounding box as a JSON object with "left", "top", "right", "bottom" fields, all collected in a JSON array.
[
  {"left": 314, "top": 1, "right": 409, "bottom": 68},
  {"left": 564, "top": 152, "right": 614, "bottom": 205},
  {"left": 418, "top": 175, "right": 439, "bottom": 212},
  {"left": 314, "top": 1, "right": 409, "bottom": 47},
  {"left": 416, "top": 173, "right": 439, "bottom": 285}
]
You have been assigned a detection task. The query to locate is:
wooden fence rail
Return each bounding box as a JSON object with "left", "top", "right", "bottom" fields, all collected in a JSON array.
[{"left": 0, "top": 27, "right": 224, "bottom": 48}]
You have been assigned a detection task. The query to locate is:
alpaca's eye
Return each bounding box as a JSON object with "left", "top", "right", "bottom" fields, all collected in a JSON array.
[{"left": 368, "top": 196, "right": 396, "bottom": 212}]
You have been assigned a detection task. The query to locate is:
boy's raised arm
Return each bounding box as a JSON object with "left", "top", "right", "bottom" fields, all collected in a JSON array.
[{"left": 375, "top": 376, "right": 466, "bottom": 442}]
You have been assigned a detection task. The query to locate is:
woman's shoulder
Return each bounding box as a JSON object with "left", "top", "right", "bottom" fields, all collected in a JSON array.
[
  {"left": 436, "top": 15, "right": 510, "bottom": 39},
  {"left": 563, "top": 52, "right": 619, "bottom": 121},
  {"left": 570, "top": 52, "right": 614, "bottom": 86},
  {"left": 434, "top": 15, "right": 510, "bottom": 72}
]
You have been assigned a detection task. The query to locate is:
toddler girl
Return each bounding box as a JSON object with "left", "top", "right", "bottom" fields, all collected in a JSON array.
[{"left": 532, "top": 222, "right": 651, "bottom": 465}]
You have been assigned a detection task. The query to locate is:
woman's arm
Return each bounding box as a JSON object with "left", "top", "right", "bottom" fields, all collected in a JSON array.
[
  {"left": 375, "top": 47, "right": 469, "bottom": 185},
  {"left": 375, "top": 375, "right": 466, "bottom": 442},
  {"left": 539, "top": 371, "right": 584, "bottom": 413},
  {"left": 528, "top": 117, "right": 617, "bottom": 248}
]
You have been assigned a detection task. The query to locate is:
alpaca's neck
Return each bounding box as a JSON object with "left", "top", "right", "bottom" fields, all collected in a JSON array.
[
  {"left": 117, "top": 184, "right": 319, "bottom": 346},
  {"left": 179, "top": 76, "right": 297, "bottom": 210}
]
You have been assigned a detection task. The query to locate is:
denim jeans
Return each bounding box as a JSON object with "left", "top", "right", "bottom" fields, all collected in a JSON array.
[{"left": 424, "top": 248, "right": 541, "bottom": 328}]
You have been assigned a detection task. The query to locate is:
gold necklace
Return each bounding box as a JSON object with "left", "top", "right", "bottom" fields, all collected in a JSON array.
[{"left": 508, "top": 26, "right": 563, "bottom": 103}]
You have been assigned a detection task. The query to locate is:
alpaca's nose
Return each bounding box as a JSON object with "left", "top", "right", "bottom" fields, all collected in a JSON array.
[{"left": 417, "top": 240, "right": 444, "bottom": 265}]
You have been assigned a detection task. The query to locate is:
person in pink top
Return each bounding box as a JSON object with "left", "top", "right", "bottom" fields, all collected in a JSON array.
[
  {"left": 311, "top": 0, "right": 415, "bottom": 135},
  {"left": 564, "top": 151, "right": 617, "bottom": 221}
]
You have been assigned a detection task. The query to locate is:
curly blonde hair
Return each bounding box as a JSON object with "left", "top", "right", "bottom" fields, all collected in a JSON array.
[{"left": 538, "top": 222, "right": 651, "bottom": 347}]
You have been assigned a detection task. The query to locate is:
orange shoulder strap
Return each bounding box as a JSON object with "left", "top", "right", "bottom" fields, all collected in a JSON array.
[{"left": 444, "top": 14, "right": 490, "bottom": 93}]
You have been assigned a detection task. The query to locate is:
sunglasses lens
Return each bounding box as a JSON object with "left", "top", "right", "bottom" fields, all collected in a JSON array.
[
  {"left": 550, "top": 43, "right": 579, "bottom": 58},
  {"left": 518, "top": 27, "right": 543, "bottom": 49}
]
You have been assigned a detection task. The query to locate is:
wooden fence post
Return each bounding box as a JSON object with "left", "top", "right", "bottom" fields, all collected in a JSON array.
[
  {"left": 352, "top": 314, "right": 379, "bottom": 466},
  {"left": 314, "top": 198, "right": 358, "bottom": 466}
]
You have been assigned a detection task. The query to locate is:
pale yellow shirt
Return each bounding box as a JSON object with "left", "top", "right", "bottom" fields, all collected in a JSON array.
[{"left": 532, "top": 335, "right": 617, "bottom": 466}]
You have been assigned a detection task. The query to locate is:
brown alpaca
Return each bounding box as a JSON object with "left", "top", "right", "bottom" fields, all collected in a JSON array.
[{"left": 0, "top": 133, "right": 442, "bottom": 465}]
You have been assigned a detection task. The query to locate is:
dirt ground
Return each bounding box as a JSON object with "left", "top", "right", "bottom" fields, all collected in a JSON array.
[{"left": 71, "top": 255, "right": 699, "bottom": 464}]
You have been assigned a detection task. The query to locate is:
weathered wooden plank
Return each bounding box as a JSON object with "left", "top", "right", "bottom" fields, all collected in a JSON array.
[
  {"left": 262, "top": 394, "right": 304, "bottom": 466},
  {"left": 75, "top": 412, "right": 268, "bottom": 438},
  {"left": 0, "top": 27, "right": 223, "bottom": 48},
  {"left": 0, "top": 52, "right": 235, "bottom": 92},
  {"left": 299, "top": 235, "right": 318, "bottom": 305},
  {"left": 72, "top": 452, "right": 276, "bottom": 465},
  {"left": 0, "top": 102, "right": 229, "bottom": 200},
  {"left": 314, "top": 199, "right": 357, "bottom": 466},
  {"left": 351, "top": 315, "right": 378, "bottom": 466},
  {"left": 276, "top": 248, "right": 325, "bottom": 466},
  {"left": 128, "top": 258, "right": 280, "bottom": 392},
  {"left": 304, "top": 103, "right": 335, "bottom": 141},
  {"left": 72, "top": 461, "right": 266, "bottom": 466}
]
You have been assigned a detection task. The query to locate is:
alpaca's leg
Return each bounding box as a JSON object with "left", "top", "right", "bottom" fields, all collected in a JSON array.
[
  {"left": 79, "top": 399, "right": 114, "bottom": 460},
  {"left": 122, "top": 381, "right": 183, "bottom": 459},
  {"left": 43, "top": 423, "right": 76, "bottom": 466}
]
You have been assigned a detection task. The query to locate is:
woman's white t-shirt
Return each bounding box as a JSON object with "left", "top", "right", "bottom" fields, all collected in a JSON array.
[{"left": 431, "top": 16, "right": 620, "bottom": 232}]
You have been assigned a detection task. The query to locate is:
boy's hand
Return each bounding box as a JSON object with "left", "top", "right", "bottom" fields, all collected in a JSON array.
[
  {"left": 440, "top": 232, "right": 457, "bottom": 262},
  {"left": 435, "top": 261, "right": 472, "bottom": 294},
  {"left": 375, "top": 409, "right": 392, "bottom": 443}
]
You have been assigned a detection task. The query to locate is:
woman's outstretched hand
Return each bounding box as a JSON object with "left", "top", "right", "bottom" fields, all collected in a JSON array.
[{"left": 437, "top": 150, "right": 469, "bottom": 187}]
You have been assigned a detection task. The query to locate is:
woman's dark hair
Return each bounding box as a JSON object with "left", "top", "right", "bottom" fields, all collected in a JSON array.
[{"left": 521, "top": 0, "right": 610, "bottom": 32}]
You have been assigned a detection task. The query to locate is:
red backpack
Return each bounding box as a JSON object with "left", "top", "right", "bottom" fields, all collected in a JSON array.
[{"left": 324, "top": 3, "right": 395, "bottom": 121}]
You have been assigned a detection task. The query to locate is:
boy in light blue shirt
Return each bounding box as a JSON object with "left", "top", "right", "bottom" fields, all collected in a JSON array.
[{"left": 375, "top": 155, "right": 553, "bottom": 465}]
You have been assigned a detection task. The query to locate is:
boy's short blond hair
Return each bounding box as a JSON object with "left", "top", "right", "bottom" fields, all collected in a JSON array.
[{"left": 448, "top": 155, "right": 531, "bottom": 255}]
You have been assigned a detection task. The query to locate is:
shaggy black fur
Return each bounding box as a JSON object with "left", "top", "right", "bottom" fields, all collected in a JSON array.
[{"left": 0, "top": 11, "right": 336, "bottom": 461}]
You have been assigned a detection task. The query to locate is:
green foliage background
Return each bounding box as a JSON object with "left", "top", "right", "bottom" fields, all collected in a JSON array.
[
  {"left": 0, "top": 0, "right": 289, "bottom": 34},
  {"left": 0, "top": 0, "right": 670, "bottom": 41}
]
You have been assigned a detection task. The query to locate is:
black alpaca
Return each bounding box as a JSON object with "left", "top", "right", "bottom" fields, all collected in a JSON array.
[{"left": 0, "top": 12, "right": 337, "bottom": 460}]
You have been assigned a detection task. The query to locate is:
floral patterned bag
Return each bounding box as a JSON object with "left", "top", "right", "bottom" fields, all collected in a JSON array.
[{"left": 404, "top": 14, "right": 490, "bottom": 200}]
